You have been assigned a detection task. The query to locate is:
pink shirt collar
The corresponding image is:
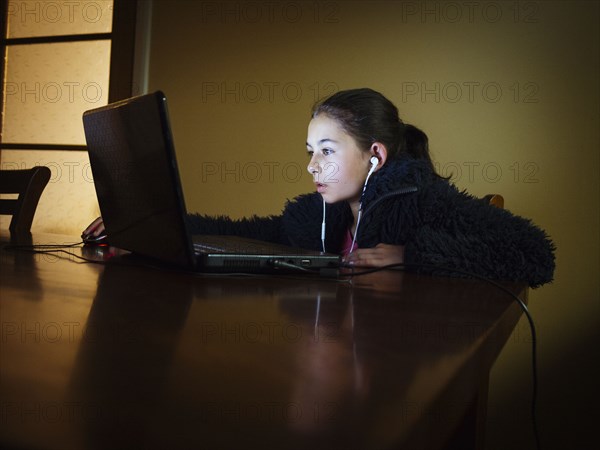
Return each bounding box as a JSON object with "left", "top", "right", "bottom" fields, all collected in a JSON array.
[{"left": 341, "top": 229, "right": 357, "bottom": 257}]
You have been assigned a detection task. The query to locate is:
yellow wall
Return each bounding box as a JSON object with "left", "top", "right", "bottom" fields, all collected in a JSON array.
[{"left": 148, "top": 1, "right": 598, "bottom": 448}]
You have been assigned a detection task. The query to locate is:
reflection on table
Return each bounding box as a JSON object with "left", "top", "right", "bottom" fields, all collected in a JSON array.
[{"left": 0, "top": 234, "right": 526, "bottom": 450}]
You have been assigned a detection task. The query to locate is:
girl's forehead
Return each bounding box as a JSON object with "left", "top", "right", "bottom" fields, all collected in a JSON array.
[{"left": 308, "top": 114, "right": 346, "bottom": 138}]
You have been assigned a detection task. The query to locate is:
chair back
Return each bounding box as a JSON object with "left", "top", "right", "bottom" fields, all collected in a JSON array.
[
  {"left": 483, "top": 194, "right": 504, "bottom": 209},
  {"left": 0, "top": 166, "right": 51, "bottom": 233}
]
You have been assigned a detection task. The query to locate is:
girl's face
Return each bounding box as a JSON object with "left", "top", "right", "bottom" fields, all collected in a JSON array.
[{"left": 306, "top": 114, "right": 371, "bottom": 205}]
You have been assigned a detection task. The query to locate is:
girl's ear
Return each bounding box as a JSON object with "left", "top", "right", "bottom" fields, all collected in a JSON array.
[{"left": 369, "top": 142, "right": 388, "bottom": 170}]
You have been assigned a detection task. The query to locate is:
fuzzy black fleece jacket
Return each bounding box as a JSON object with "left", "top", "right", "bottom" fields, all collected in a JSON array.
[{"left": 187, "top": 156, "right": 555, "bottom": 288}]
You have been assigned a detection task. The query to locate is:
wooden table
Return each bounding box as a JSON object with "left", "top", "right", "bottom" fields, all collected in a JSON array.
[{"left": 0, "top": 234, "right": 526, "bottom": 450}]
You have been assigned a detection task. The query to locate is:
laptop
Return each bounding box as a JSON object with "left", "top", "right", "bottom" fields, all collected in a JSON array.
[{"left": 82, "top": 91, "right": 340, "bottom": 275}]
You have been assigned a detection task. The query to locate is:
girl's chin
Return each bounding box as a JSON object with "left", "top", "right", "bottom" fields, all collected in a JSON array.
[
  {"left": 320, "top": 194, "right": 349, "bottom": 205},
  {"left": 319, "top": 191, "right": 359, "bottom": 205},
  {"left": 319, "top": 192, "right": 337, "bottom": 203}
]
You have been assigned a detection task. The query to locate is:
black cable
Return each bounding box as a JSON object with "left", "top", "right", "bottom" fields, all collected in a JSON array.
[
  {"left": 271, "top": 259, "right": 314, "bottom": 272},
  {"left": 2, "top": 245, "right": 112, "bottom": 266},
  {"left": 3, "top": 241, "right": 84, "bottom": 249}
]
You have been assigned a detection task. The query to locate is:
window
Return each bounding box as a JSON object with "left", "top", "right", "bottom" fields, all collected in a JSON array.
[{"left": 1, "top": 0, "right": 140, "bottom": 234}]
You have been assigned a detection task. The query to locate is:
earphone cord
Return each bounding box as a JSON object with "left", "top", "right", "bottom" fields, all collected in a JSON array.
[
  {"left": 321, "top": 197, "right": 326, "bottom": 253},
  {"left": 350, "top": 167, "right": 376, "bottom": 252}
]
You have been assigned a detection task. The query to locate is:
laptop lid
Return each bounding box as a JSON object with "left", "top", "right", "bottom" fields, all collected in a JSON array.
[{"left": 83, "top": 91, "right": 196, "bottom": 268}]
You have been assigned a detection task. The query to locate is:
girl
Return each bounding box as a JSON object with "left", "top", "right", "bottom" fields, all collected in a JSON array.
[{"left": 83, "top": 88, "right": 555, "bottom": 287}]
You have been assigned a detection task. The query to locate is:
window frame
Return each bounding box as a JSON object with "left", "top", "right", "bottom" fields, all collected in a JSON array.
[{"left": 0, "top": 0, "right": 138, "bottom": 151}]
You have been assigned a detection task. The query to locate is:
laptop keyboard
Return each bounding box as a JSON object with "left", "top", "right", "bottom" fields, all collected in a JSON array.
[{"left": 193, "top": 242, "right": 227, "bottom": 254}]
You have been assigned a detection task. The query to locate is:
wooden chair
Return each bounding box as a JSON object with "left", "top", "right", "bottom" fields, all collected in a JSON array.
[
  {"left": 483, "top": 194, "right": 504, "bottom": 209},
  {"left": 0, "top": 166, "right": 51, "bottom": 234}
]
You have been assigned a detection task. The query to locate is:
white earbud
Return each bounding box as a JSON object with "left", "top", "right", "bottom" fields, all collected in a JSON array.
[{"left": 367, "top": 156, "right": 379, "bottom": 176}]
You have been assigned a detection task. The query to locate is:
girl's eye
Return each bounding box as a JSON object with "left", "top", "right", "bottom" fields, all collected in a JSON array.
[
  {"left": 322, "top": 148, "right": 333, "bottom": 156},
  {"left": 306, "top": 150, "right": 314, "bottom": 157}
]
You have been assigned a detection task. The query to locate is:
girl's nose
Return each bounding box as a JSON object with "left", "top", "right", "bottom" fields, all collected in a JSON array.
[{"left": 307, "top": 161, "right": 321, "bottom": 176}]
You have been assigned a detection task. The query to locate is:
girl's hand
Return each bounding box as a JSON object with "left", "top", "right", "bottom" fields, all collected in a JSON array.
[
  {"left": 343, "top": 243, "right": 405, "bottom": 268},
  {"left": 82, "top": 217, "right": 105, "bottom": 238}
]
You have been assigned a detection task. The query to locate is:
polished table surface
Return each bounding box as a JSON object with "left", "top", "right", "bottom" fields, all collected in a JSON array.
[{"left": 0, "top": 234, "right": 526, "bottom": 450}]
